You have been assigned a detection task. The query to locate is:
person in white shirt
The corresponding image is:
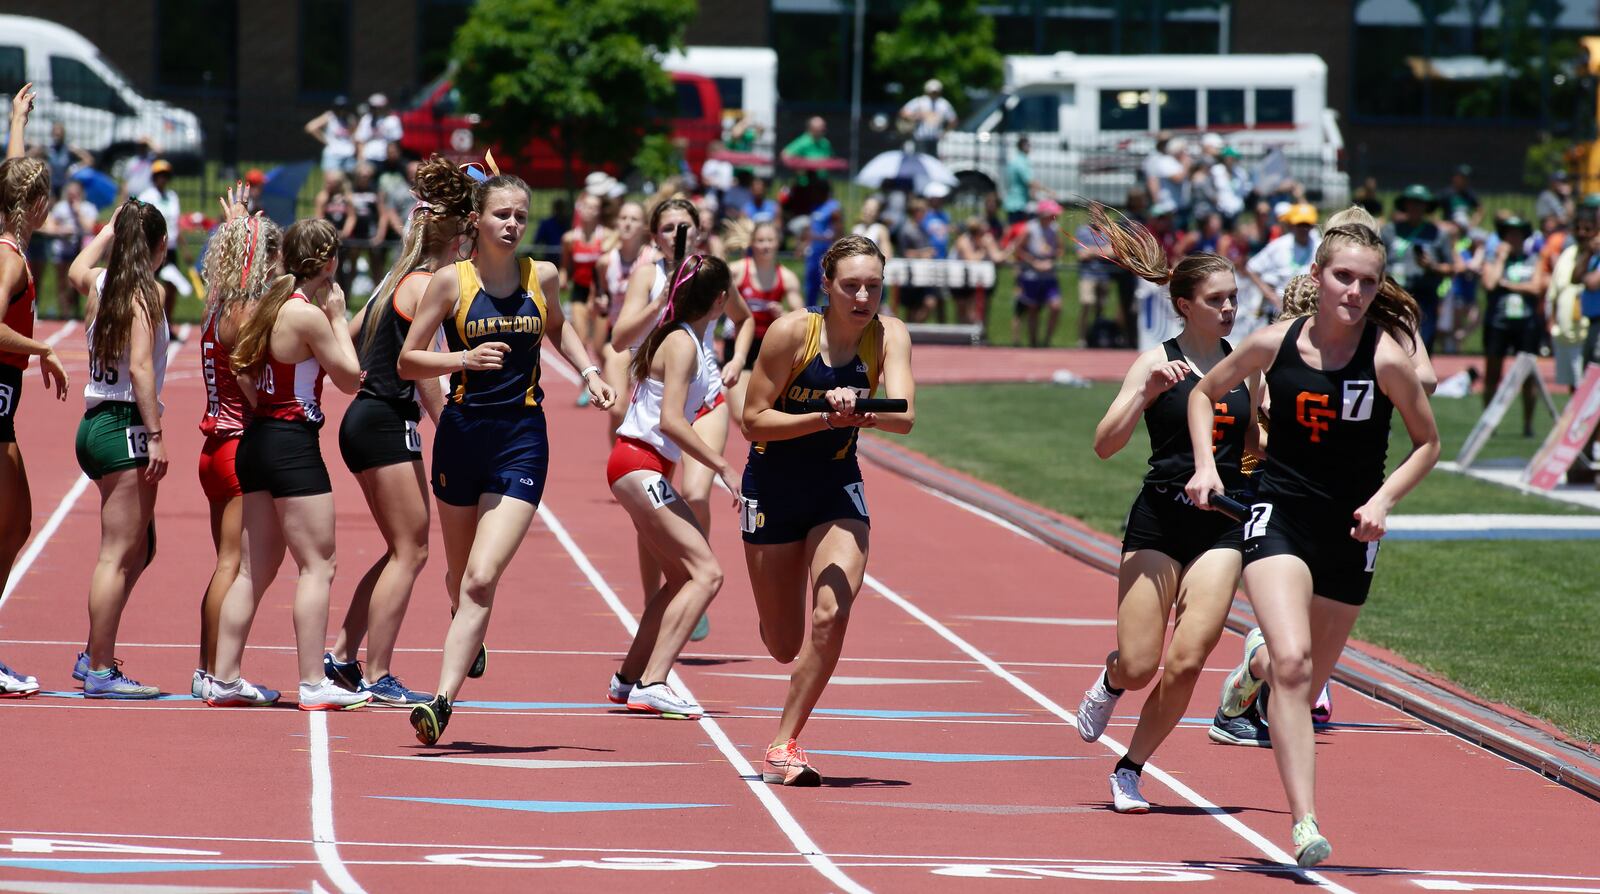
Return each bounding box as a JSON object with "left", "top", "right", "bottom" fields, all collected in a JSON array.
[
  {"left": 1238, "top": 203, "right": 1321, "bottom": 335},
  {"left": 354, "top": 94, "right": 404, "bottom": 166},
  {"left": 135, "top": 159, "right": 188, "bottom": 333},
  {"left": 899, "top": 79, "right": 958, "bottom": 157},
  {"left": 46, "top": 180, "right": 97, "bottom": 318},
  {"left": 304, "top": 100, "right": 357, "bottom": 173}
]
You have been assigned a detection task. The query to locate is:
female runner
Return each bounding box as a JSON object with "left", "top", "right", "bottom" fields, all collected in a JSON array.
[
  {"left": 400, "top": 171, "right": 615, "bottom": 745},
  {"left": 0, "top": 83, "right": 68, "bottom": 698},
  {"left": 1073, "top": 204, "right": 1259, "bottom": 813},
  {"left": 604, "top": 254, "right": 737, "bottom": 718},
  {"left": 596, "top": 200, "right": 648, "bottom": 442},
  {"left": 195, "top": 187, "right": 283, "bottom": 699},
  {"left": 740, "top": 234, "right": 915, "bottom": 785},
  {"left": 561, "top": 192, "right": 610, "bottom": 406},
  {"left": 208, "top": 219, "right": 370, "bottom": 710},
  {"left": 722, "top": 218, "right": 803, "bottom": 420},
  {"left": 323, "top": 156, "right": 469, "bottom": 706},
  {"left": 1186, "top": 222, "right": 1439, "bottom": 866},
  {"left": 612, "top": 198, "right": 753, "bottom": 639},
  {"left": 64, "top": 200, "right": 171, "bottom": 698}
]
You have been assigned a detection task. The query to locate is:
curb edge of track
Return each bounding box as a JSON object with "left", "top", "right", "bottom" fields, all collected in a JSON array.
[{"left": 858, "top": 435, "right": 1600, "bottom": 804}]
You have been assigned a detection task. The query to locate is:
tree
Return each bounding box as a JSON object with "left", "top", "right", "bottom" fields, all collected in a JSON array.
[
  {"left": 450, "top": 0, "right": 696, "bottom": 191},
  {"left": 873, "top": 0, "right": 1003, "bottom": 114}
]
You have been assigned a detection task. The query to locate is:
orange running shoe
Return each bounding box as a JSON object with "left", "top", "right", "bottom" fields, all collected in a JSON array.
[{"left": 763, "top": 738, "right": 822, "bottom": 786}]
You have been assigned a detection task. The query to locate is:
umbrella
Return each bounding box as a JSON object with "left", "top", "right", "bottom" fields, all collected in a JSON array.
[{"left": 855, "top": 149, "right": 958, "bottom": 193}]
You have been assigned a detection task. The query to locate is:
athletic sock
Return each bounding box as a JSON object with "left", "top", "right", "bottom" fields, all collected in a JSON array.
[
  {"left": 1115, "top": 756, "right": 1144, "bottom": 777},
  {"left": 87, "top": 667, "right": 113, "bottom": 678},
  {"left": 1102, "top": 671, "right": 1125, "bottom": 697}
]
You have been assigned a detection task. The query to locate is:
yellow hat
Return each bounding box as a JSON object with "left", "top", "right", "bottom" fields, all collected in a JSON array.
[
  {"left": 150, "top": 159, "right": 173, "bottom": 176},
  {"left": 1280, "top": 203, "right": 1317, "bottom": 226}
]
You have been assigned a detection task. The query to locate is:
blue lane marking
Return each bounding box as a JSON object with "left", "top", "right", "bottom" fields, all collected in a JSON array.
[
  {"left": 453, "top": 701, "right": 617, "bottom": 710},
  {"left": 371, "top": 796, "right": 722, "bottom": 813},
  {"left": 741, "top": 706, "right": 1022, "bottom": 719},
  {"left": 807, "top": 750, "right": 1093, "bottom": 763},
  {"left": 0, "top": 859, "right": 275, "bottom": 874}
]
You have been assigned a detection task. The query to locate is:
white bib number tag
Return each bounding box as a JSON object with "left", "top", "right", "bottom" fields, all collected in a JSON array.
[
  {"left": 1243, "top": 502, "right": 1273, "bottom": 540},
  {"left": 0, "top": 383, "right": 12, "bottom": 417},
  {"left": 1342, "top": 380, "right": 1375, "bottom": 421},
  {"left": 642, "top": 474, "right": 678, "bottom": 510},
  {"left": 403, "top": 420, "right": 422, "bottom": 453},
  {"left": 125, "top": 425, "right": 150, "bottom": 459},
  {"left": 843, "top": 481, "right": 869, "bottom": 518},
  {"left": 1364, "top": 540, "right": 1380, "bottom": 573},
  {"left": 739, "top": 497, "right": 760, "bottom": 534}
]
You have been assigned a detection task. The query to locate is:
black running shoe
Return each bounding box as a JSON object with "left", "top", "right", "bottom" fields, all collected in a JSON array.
[
  {"left": 1208, "top": 702, "right": 1271, "bottom": 747},
  {"left": 410, "top": 695, "right": 452, "bottom": 746},
  {"left": 467, "top": 642, "right": 488, "bottom": 679},
  {"left": 323, "top": 651, "right": 363, "bottom": 692}
]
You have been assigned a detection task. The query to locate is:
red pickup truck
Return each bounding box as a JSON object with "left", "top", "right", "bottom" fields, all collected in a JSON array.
[{"left": 400, "top": 69, "right": 723, "bottom": 188}]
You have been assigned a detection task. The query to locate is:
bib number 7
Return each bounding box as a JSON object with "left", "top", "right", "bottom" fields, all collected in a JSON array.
[{"left": 1243, "top": 503, "right": 1273, "bottom": 540}]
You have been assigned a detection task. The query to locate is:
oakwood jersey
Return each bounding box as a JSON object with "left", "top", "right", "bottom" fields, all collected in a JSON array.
[
  {"left": 199, "top": 304, "right": 251, "bottom": 437},
  {"left": 1143, "top": 338, "right": 1249, "bottom": 491},
  {"left": 1258, "top": 316, "right": 1392, "bottom": 509},
  {"left": 443, "top": 257, "right": 548, "bottom": 410},
  {"left": 0, "top": 237, "right": 35, "bottom": 370},
  {"left": 570, "top": 229, "right": 604, "bottom": 289},
  {"left": 254, "top": 292, "right": 327, "bottom": 425},
  {"left": 737, "top": 259, "right": 787, "bottom": 338},
  {"left": 357, "top": 270, "right": 427, "bottom": 402},
  {"left": 83, "top": 271, "right": 170, "bottom": 411},
  {"left": 750, "top": 308, "right": 883, "bottom": 465}
]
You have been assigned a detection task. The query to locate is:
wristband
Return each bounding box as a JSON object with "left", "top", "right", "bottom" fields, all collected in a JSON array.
[
  {"left": 460, "top": 350, "right": 467, "bottom": 369},
  {"left": 579, "top": 365, "right": 600, "bottom": 379},
  {"left": 821, "top": 412, "right": 836, "bottom": 430},
  {"left": 146, "top": 429, "right": 163, "bottom": 439}
]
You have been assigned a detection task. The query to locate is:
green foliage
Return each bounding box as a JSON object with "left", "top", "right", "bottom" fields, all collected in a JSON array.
[
  {"left": 632, "top": 134, "right": 680, "bottom": 184},
  {"left": 450, "top": 0, "right": 696, "bottom": 189},
  {"left": 1525, "top": 136, "right": 1574, "bottom": 190},
  {"left": 872, "top": 0, "right": 1003, "bottom": 113}
]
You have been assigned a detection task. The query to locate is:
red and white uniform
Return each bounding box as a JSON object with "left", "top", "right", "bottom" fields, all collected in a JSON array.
[
  {"left": 254, "top": 293, "right": 326, "bottom": 425},
  {"left": 570, "top": 228, "right": 604, "bottom": 290},
  {"left": 0, "top": 237, "right": 35, "bottom": 370},
  {"left": 609, "top": 323, "right": 720, "bottom": 485},
  {"left": 737, "top": 258, "right": 787, "bottom": 339},
  {"left": 604, "top": 245, "right": 642, "bottom": 325},
  {"left": 198, "top": 305, "right": 251, "bottom": 438}
]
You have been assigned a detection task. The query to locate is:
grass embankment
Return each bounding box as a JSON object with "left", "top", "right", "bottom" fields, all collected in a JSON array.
[{"left": 886, "top": 381, "right": 1600, "bottom": 742}]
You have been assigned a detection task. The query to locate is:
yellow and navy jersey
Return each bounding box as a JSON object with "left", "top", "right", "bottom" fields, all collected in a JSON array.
[
  {"left": 750, "top": 308, "right": 884, "bottom": 464},
  {"left": 442, "top": 257, "right": 548, "bottom": 410}
]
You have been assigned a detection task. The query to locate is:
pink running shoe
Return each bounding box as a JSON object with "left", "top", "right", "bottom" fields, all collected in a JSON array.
[{"left": 763, "top": 738, "right": 821, "bottom": 786}]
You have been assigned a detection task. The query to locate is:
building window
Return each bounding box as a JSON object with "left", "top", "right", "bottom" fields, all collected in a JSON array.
[
  {"left": 299, "top": 0, "right": 351, "bottom": 99},
  {"left": 156, "top": 0, "right": 237, "bottom": 91}
]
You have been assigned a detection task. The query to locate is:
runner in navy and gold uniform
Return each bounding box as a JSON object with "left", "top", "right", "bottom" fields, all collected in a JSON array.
[
  {"left": 1186, "top": 222, "right": 1439, "bottom": 867},
  {"left": 1070, "top": 202, "right": 1262, "bottom": 816},
  {"left": 399, "top": 170, "right": 614, "bottom": 746},
  {"left": 740, "top": 234, "right": 915, "bottom": 786}
]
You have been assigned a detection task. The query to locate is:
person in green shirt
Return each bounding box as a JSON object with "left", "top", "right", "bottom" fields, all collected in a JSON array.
[
  {"left": 1004, "top": 136, "right": 1052, "bottom": 224},
  {"left": 782, "top": 117, "right": 833, "bottom": 215}
]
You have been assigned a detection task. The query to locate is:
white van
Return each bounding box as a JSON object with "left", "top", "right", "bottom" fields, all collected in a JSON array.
[
  {"left": 663, "top": 46, "right": 778, "bottom": 158},
  {"left": 940, "top": 52, "right": 1347, "bottom": 207},
  {"left": 0, "top": 15, "right": 204, "bottom": 168}
]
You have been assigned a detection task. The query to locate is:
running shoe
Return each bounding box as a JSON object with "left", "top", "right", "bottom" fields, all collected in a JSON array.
[
  {"left": 1219, "top": 627, "right": 1267, "bottom": 718},
  {"left": 299, "top": 678, "right": 372, "bottom": 711},
  {"left": 607, "top": 672, "right": 635, "bottom": 705},
  {"left": 206, "top": 677, "right": 280, "bottom": 707},
  {"left": 82, "top": 667, "right": 160, "bottom": 699},
  {"left": 322, "top": 652, "right": 363, "bottom": 692},
  {"left": 1108, "top": 768, "right": 1150, "bottom": 814},
  {"left": 1312, "top": 683, "right": 1333, "bottom": 725},
  {"left": 689, "top": 612, "right": 710, "bottom": 642},
  {"left": 0, "top": 659, "right": 40, "bottom": 698},
  {"left": 191, "top": 669, "right": 212, "bottom": 700},
  {"left": 762, "top": 738, "right": 821, "bottom": 786},
  {"left": 410, "top": 694, "right": 452, "bottom": 746},
  {"left": 1292, "top": 813, "right": 1332, "bottom": 867},
  {"left": 71, "top": 650, "right": 90, "bottom": 681},
  {"left": 360, "top": 674, "right": 432, "bottom": 707},
  {"left": 1076, "top": 671, "right": 1120, "bottom": 742},
  {"left": 467, "top": 642, "right": 488, "bottom": 679},
  {"left": 1208, "top": 702, "right": 1271, "bottom": 747},
  {"left": 626, "top": 682, "right": 702, "bottom": 719}
]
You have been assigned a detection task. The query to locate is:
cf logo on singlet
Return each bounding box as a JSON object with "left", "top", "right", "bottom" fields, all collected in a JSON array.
[
  {"left": 1211, "top": 401, "right": 1234, "bottom": 453},
  {"left": 1296, "top": 392, "right": 1336, "bottom": 443}
]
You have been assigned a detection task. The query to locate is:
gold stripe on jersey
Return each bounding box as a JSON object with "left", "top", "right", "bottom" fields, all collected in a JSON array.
[
  {"left": 448, "top": 258, "right": 550, "bottom": 407},
  {"left": 754, "top": 312, "right": 885, "bottom": 457}
]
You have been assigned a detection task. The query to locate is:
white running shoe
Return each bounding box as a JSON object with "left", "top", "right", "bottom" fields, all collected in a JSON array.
[
  {"left": 1076, "top": 672, "right": 1121, "bottom": 742},
  {"left": 191, "top": 669, "right": 212, "bottom": 700},
  {"left": 1109, "top": 768, "right": 1150, "bottom": 814},
  {"left": 206, "top": 676, "right": 280, "bottom": 707},
  {"left": 626, "top": 682, "right": 702, "bottom": 719},
  {"left": 298, "top": 677, "right": 372, "bottom": 711},
  {"left": 0, "top": 659, "right": 40, "bottom": 698},
  {"left": 607, "top": 672, "right": 634, "bottom": 705}
]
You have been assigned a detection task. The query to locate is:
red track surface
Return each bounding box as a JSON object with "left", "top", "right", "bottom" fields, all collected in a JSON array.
[{"left": 3, "top": 320, "right": 1597, "bottom": 893}]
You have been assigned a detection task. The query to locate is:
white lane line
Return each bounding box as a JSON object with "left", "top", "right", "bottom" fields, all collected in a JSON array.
[
  {"left": 915, "top": 482, "right": 1048, "bottom": 546},
  {"left": 537, "top": 502, "right": 872, "bottom": 894},
  {"left": 0, "top": 324, "right": 186, "bottom": 613},
  {"left": 861, "top": 572, "right": 1357, "bottom": 893},
  {"left": 309, "top": 711, "right": 367, "bottom": 894}
]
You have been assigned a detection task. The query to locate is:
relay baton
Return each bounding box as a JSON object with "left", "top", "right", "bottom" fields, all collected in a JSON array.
[{"left": 794, "top": 398, "right": 908, "bottom": 414}]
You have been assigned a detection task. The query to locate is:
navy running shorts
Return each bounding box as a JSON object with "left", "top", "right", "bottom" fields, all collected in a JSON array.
[
  {"left": 431, "top": 405, "right": 549, "bottom": 508},
  {"left": 740, "top": 456, "right": 870, "bottom": 545}
]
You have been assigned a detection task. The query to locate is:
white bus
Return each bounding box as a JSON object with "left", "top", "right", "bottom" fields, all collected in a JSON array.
[
  {"left": 663, "top": 46, "right": 778, "bottom": 159},
  {"left": 939, "top": 52, "right": 1347, "bottom": 207}
]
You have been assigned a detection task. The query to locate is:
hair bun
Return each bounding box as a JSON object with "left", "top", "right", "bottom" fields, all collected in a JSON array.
[{"left": 414, "top": 155, "right": 473, "bottom": 219}]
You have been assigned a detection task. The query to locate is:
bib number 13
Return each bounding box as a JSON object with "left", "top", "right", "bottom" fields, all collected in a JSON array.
[{"left": 125, "top": 425, "right": 150, "bottom": 459}]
